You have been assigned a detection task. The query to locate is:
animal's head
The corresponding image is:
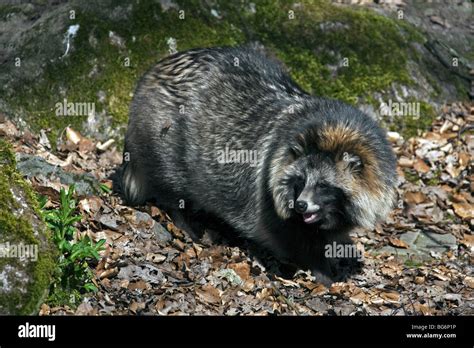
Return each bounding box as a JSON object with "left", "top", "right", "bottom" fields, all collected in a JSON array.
[{"left": 269, "top": 110, "right": 397, "bottom": 231}]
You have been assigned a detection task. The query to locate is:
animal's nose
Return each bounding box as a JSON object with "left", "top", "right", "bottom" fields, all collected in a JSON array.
[{"left": 295, "top": 200, "right": 308, "bottom": 213}]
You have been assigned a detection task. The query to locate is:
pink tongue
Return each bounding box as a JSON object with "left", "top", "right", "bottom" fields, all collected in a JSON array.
[{"left": 303, "top": 213, "right": 316, "bottom": 222}]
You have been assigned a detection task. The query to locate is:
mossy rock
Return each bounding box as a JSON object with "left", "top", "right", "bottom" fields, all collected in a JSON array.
[
  {"left": 0, "top": 139, "right": 56, "bottom": 315},
  {"left": 0, "top": 0, "right": 469, "bottom": 145}
]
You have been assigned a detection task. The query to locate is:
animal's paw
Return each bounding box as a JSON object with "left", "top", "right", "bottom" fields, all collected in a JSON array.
[{"left": 311, "top": 269, "right": 334, "bottom": 287}]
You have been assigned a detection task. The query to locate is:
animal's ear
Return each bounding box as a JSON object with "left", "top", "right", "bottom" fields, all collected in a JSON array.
[{"left": 340, "top": 152, "right": 363, "bottom": 173}]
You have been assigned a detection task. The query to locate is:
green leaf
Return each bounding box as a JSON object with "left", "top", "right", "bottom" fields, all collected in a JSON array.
[
  {"left": 99, "top": 183, "right": 112, "bottom": 194},
  {"left": 83, "top": 283, "right": 98, "bottom": 292}
]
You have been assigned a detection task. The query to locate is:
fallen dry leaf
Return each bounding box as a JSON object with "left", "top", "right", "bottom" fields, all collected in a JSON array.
[
  {"left": 129, "top": 301, "right": 145, "bottom": 313},
  {"left": 387, "top": 131, "right": 401, "bottom": 143},
  {"left": 431, "top": 272, "right": 450, "bottom": 282},
  {"left": 128, "top": 280, "right": 148, "bottom": 291},
  {"left": 380, "top": 261, "right": 402, "bottom": 278},
  {"left": 413, "top": 158, "right": 430, "bottom": 173},
  {"left": 66, "top": 126, "right": 82, "bottom": 144},
  {"left": 398, "top": 157, "right": 414, "bottom": 167},
  {"left": 229, "top": 262, "right": 251, "bottom": 281},
  {"left": 464, "top": 276, "right": 474, "bottom": 288},
  {"left": 78, "top": 137, "right": 96, "bottom": 153},
  {"left": 404, "top": 191, "right": 426, "bottom": 205},
  {"left": 96, "top": 139, "right": 115, "bottom": 151},
  {"left": 414, "top": 276, "right": 425, "bottom": 285},
  {"left": 458, "top": 152, "right": 470, "bottom": 169},
  {"left": 146, "top": 253, "right": 167, "bottom": 263},
  {"left": 452, "top": 203, "right": 474, "bottom": 220},
  {"left": 451, "top": 193, "right": 468, "bottom": 203},
  {"left": 274, "top": 276, "right": 299, "bottom": 287},
  {"left": 329, "top": 283, "right": 345, "bottom": 295},
  {"left": 389, "top": 237, "right": 409, "bottom": 249},
  {"left": 256, "top": 287, "right": 273, "bottom": 300},
  {"left": 79, "top": 196, "right": 103, "bottom": 215},
  {"left": 310, "top": 284, "right": 328, "bottom": 296},
  {"left": 39, "top": 303, "right": 50, "bottom": 316},
  {"left": 460, "top": 233, "right": 474, "bottom": 248},
  {"left": 349, "top": 287, "right": 368, "bottom": 305},
  {"left": 75, "top": 301, "right": 97, "bottom": 315},
  {"left": 196, "top": 284, "right": 221, "bottom": 304},
  {"left": 0, "top": 119, "right": 18, "bottom": 137},
  {"left": 98, "top": 268, "right": 119, "bottom": 279},
  {"left": 413, "top": 302, "right": 432, "bottom": 315},
  {"left": 379, "top": 291, "right": 400, "bottom": 303}
]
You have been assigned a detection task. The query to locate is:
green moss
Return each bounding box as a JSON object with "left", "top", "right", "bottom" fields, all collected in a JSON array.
[
  {"left": 387, "top": 100, "right": 436, "bottom": 139},
  {"left": 0, "top": 5, "right": 22, "bottom": 19},
  {"left": 0, "top": 139, "right": 56, "bottom": 314},
  {"left": 243, "top": 0, "right": 415, "bottom": 103},
  {"left": 0, "top": 141, "right": 36, "bottom": 244},
  {"left": 404, "top": 169, "right": 420, "bottom": 184},
  {"left": 7, "top": 0, "right": 246, "bottom": 147},
  {"left": 407, "top": 101, "right": 436, "bottom": 138},
  {"left": 426, "top": 169, "right": 442, "bottom": 186},
  {"left": 445, "top": 211, "right": 457, "bottom": 223},
  {"left": 47, "top": 287, "right": 82, "bottom": 308},
  {"left": 404, "top": 259, "right": 424, "bottom": 268},
  {"left": 4, "top": 0, "right": 429, "bottom": 146}
]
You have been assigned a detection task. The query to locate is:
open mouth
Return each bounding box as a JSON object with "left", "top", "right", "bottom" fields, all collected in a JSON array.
[{"left": 303, "top": 212, "right": 319, "bottom": 224}]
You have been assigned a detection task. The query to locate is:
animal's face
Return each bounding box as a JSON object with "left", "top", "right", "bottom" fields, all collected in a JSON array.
[
  {"left": 282, "top": 153, "right": 356, "bottom": 230},
  {"left": 270, "top": 122, "right": 396, "bottom": 231}
]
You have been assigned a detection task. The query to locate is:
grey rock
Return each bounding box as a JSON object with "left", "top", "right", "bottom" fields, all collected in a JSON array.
[
  {"left": 117, "top": 264, "right": 165, "bottom": 284},
  {"left": 16, "top": 153, "right": 100, "bottom": 196},
  {"left": 444, "top": 293, "right": 462, "bottom": 305},
  {"left": 99, "top": 214, "right": 120, "bottom": 230},
  {"left": 377, "top": 230, "right": 457, "bottom": 260},
  {"left": 305, "top": 297, "right": 329, "bottom": 314},
  {"left": 134, "top": 211, "right": 152, "bottom": 225},
  {"left": 132, "top": 210, "right": 172, "bottom": 243},
  {"left": 153, "top": 222, "right": 172, "bottom": 243},
  {"left": 160, "top": 0, "right": 178, "bottom": 11},
  {"left": 413, "top": 230, "right": 457, "bottom": 252},
  {"left": 108, "top": 31, "right": 125, "bottom": 49}
]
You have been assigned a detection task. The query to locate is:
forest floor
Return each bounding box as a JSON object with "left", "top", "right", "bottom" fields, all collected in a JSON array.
[{"left": 1, "top": 102, "right": 473, "bottom": 316}]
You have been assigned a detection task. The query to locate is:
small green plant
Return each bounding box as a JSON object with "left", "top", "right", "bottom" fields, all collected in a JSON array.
[
  {"left": 403, "top": 169, "right": 420, "bottom": 184},
  {"left": 404, "top": 258, "right": 424, "bottom": 268},
  {"left": 99, "top": 183, "right": 112, "bottom": 194},
  {"left": 425, "top": 169, "right": 441, "bottom": 186},
  {"left": 40, "top": 185, "right": 105, "bottom": 306}
]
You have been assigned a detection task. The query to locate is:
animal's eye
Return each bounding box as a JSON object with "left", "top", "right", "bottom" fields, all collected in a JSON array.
[
  {"left": 293, "top": 176, "right": 305, "bottom": 197},
  {"left": 294, "top": 176, "right": 305, "bottom": 189},
  {"left": 316, "top": 182, "right": 330, "bottom": 191},
  {"left": 289, "top": 144, "right": 304, "bottom": 159}
]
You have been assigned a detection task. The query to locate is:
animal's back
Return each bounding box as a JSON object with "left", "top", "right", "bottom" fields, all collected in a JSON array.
[{"left": 123, "top": 46, "right": 304, "bottom": 230}]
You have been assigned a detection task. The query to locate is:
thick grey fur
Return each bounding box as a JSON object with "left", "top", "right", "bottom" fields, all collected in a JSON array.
[{"left": 121, "top": 45, "right": 397, "bottom": 284}]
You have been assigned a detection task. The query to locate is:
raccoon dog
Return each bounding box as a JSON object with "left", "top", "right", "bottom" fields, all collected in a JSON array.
[{"left": 121, "top": 45, "right": 397, "bottom": 284}]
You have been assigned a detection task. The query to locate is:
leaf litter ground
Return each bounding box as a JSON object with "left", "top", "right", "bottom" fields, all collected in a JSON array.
[{"left": 0, "top": 102, "right": 472, "bottom": 316}]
